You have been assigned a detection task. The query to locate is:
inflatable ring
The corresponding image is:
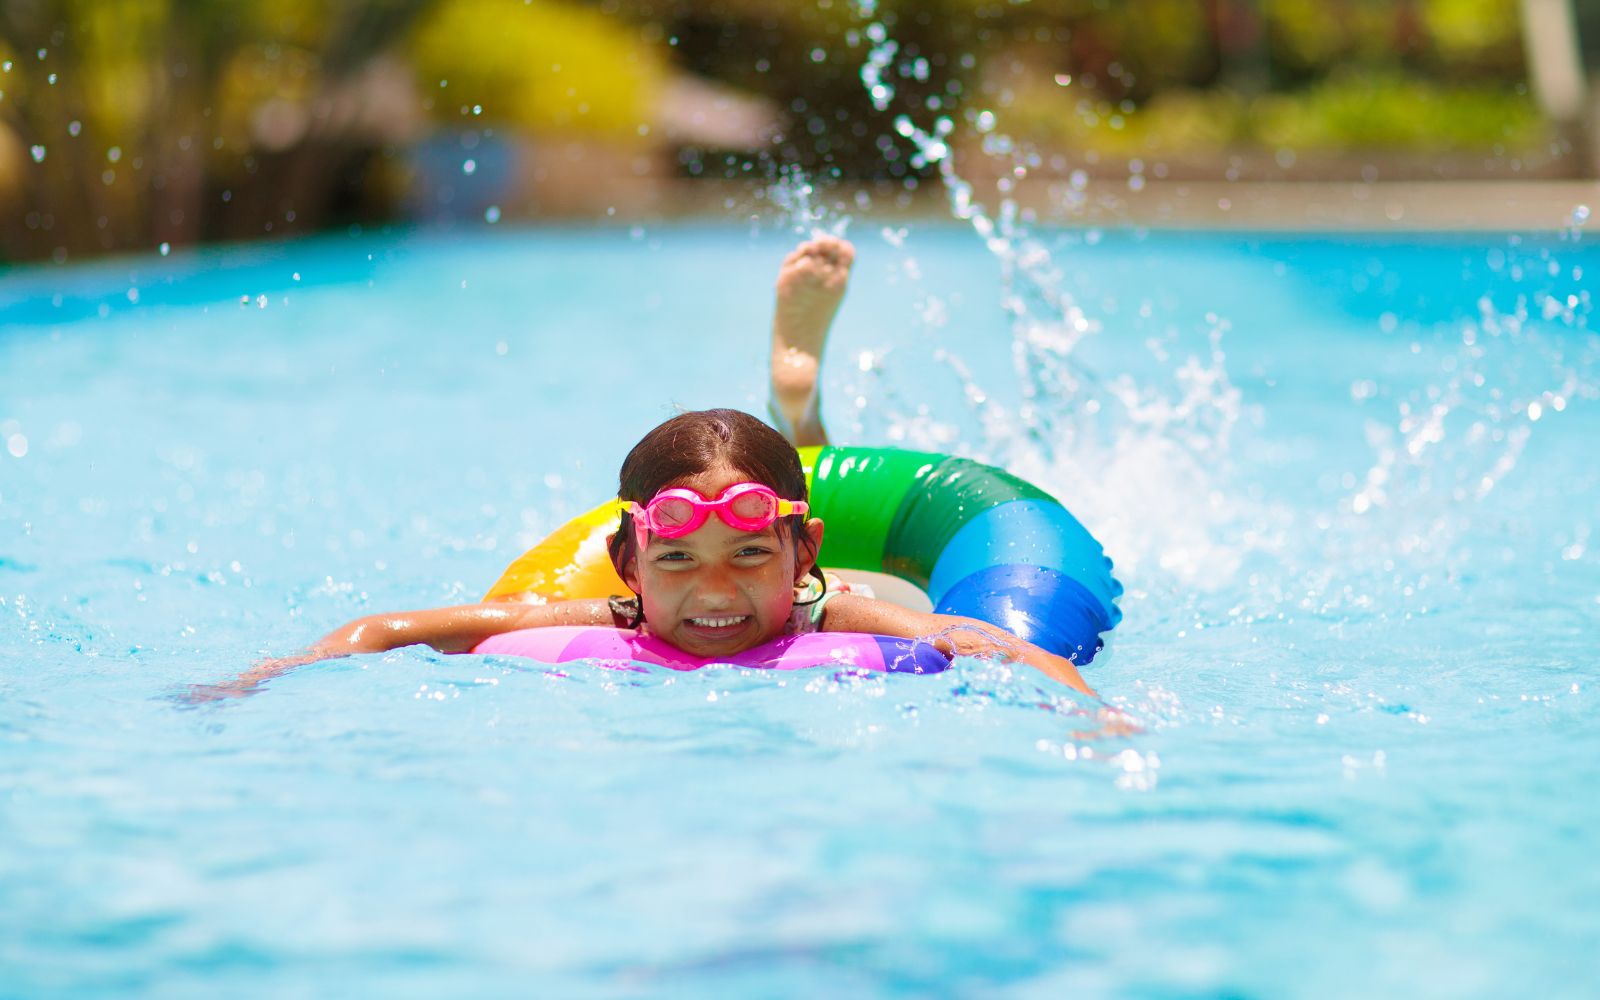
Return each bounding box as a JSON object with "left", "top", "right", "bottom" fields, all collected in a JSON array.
[
  {"left": 482, "top": 445, "right": 1122, "bottom": 665},
  {"left": 476, "top": 626, "right": 952, "bottom": 674}
]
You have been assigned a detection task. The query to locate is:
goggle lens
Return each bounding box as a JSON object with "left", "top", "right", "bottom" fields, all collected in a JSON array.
[
  {"left": 651, "top": 496, "right": 699, "bottom": 531},
  {"left": 726, "top": 490, "right": 776, "bottom": 523}
]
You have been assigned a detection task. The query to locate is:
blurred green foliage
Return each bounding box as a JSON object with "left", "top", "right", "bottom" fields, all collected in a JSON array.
[
  {"left": 1253, "top": 70, "right": 1542, "bottom": 150},
  {"left": 960, "top": 0, "right": 1541, "bottom": 167},
  {"left": 410, "top": 0, "right": 663, "bottom": 138},
  {"left": 0, "top": 0, "right": 1569, "bottom": 262},
  {"left": 1006, "top": 71, "right": 1542, "bottom": 159}
]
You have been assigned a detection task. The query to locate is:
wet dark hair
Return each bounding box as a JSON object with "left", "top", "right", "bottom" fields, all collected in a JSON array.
[{"left": 606, "top": 408, "right": 824, "bottom": 626}]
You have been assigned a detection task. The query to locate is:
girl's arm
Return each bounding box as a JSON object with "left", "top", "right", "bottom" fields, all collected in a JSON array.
[
  {"left": 186, "top": 598, "right": 613, "bottom": 701},
  {"left": 819, "top": 593, "right": 1099, "bottom": 699}
]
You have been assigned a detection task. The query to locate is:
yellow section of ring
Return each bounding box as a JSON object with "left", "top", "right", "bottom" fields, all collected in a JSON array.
[{"left": 482, "top": 499, "right": 628, "bottom": 602}]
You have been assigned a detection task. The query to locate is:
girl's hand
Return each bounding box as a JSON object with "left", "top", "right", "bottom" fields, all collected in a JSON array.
[
  {"left": 1071, "top": 706, "right": 1144, "bottom": 740},
  {"left": 179, "top": 651, "right": 327, "bottom": 703},
  {"left": 822, "top": 593, "right": 1103, "bottom": 699},
  {"left": 181, "top": 599, "right": 614, "bottom": 703}
]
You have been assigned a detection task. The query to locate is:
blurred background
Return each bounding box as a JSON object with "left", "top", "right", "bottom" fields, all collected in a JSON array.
[{"left": 2, "top": 0, "right": 1597, "bottom": 263}]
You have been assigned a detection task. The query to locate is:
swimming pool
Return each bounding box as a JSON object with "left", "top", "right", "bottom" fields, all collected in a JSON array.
[{"left": 3, "top": 221, "right": 1597, "bottom": 996}]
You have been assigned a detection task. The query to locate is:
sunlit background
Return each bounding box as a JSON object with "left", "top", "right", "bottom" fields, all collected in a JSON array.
[
  {"left": 5, "top": 5, "right": 1600, "bottom": 997},
  {"left": 2, "top": 0, "right": 1597, "bottom": 262}
]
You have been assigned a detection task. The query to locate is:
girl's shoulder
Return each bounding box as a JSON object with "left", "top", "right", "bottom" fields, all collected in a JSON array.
[
  {"left": 787, "top": 572, "right": 889, "bottom": 636},
  {"left": 789, "top": 575, "right": 870, "bottom": 636}
]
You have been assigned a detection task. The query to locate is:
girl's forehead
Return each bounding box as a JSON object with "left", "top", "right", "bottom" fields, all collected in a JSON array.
[{"left": 667, "top": 464, "right": 755, "bottom": 497}]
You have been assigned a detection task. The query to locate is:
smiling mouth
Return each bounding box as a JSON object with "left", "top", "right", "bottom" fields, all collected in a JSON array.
[{"left": 686, "top": 616, "right": 750, "bottom": 630}]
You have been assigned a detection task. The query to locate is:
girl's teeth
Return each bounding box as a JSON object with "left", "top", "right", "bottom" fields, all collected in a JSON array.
[{"left": 690, "top": 616, "right": 746, "bottom": 628}]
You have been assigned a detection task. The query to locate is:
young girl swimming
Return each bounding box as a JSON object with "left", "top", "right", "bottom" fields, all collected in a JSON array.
[{"left": 200, "top": 238, "right": 1100, "bottom": 700}]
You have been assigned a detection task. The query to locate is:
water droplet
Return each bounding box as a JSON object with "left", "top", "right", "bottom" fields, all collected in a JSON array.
[
  {"left": 67, "top": 120, "right": 80, "bottom": 136},
  {"left": 29, "top": 145, "right": 45, "bottom": 162},
  {"left": 1573, "top": 205, "right": 1591, "bottom": 226},
  {"left": 2, "top": 61, "right": 11, "bottom": 72},
  {"left": 809, "top": 47, "right": 826, "bottom": 63},
  {"left": 158, "top": 242, "right": 170, "bottom": 256},
  {"left": 107, "top": 146, "right": 121, "bottom": 163},
  {"left": 462, "top": 159, "right": 476, "bottom": 175},
  {"left": 46, "top": 73, "right": 56, "bottom": 85},
  {"left": 5, "top": 433, "right": 27, "bottom": 458},
  {"left": 484, "top": 205, "right": 501, "bottom": 224},
  {"left": 472, "top": 104, "right": 482, "bottom": 116},
  {"left": 1053, "top": 73, "right": 1072, "bottom": 86}
]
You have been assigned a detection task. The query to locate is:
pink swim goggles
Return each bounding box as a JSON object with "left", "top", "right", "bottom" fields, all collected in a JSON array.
[{"left": 628, "top": 483, "right": 809, "bottom": 544}]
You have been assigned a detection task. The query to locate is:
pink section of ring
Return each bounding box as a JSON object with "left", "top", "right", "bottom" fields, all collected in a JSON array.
[{"left": 473, "top": 626, "right": 891, "bottom": 672}]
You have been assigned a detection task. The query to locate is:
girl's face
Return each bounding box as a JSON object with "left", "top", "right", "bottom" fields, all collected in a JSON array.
[{"left": 621, "top": 467, "right": 824, "bottom": 657}]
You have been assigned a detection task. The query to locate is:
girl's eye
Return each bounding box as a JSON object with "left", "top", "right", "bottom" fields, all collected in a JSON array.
[
  {"left": 654, "top": 550, "right": 693, "bottom": 564},
  {"left": 735, "top": 546, "right": 774, "bottom": 559}
]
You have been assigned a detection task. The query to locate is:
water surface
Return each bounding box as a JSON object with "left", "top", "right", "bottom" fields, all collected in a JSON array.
[{"left": 3, "top": 223, "right": 1597, "bottom": 997}]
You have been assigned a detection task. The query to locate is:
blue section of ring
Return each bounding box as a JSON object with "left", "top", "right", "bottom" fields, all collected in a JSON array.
[
  {"left": 927, "top": 500, "right": 1122, "bottom": 624},
  {"left": 872, "top": 635, "right": 952, "bottom": 674},
  {"left": 935, "top": 564, "right": 1114, "bottom": 664}
]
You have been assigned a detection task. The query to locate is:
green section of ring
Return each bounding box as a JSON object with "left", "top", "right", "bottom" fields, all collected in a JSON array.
[
  {"left": 799, "top": 446, "right": 942, "bottom": 572},
  {"left": 882, "top": 457, "right": 1058, "bottom": 588}
]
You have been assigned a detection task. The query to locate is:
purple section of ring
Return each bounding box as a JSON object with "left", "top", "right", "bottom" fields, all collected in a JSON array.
[{"left": 872, "top": 635, "right": 952, "bottom": 674}]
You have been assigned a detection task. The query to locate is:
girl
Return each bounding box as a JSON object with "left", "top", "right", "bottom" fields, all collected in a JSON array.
[{"left": 197, "top": 239, "right": 1100, "bottom": 701}]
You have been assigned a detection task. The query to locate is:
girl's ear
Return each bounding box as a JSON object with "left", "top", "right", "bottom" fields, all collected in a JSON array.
[
  {"left": 794, "top": 518, "right": 825, "bottom": 583},
  {"left": 607, "top": 532, "right": 642, "bottom": 594}
]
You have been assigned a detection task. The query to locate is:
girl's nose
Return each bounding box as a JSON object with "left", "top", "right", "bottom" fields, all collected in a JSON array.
[{"left": 693, "top": 567, "right": 740, "bottom": 607}]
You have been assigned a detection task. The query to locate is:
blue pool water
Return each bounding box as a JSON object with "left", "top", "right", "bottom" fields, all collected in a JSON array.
[{"left": 3, "top": 223, "right": 1597, "bottom": 997}]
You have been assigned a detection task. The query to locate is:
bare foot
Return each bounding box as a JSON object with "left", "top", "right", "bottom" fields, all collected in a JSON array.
[{"left": 771, "top": 236, "right": 853, "bottom": 447}]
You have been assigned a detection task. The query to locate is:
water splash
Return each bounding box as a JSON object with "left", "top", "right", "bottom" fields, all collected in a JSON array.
[
  {"left": 766, "top": 162, "right": 849, "bottom": 238},
  {"left": 1344, "top": 267, "right": 1596, "bottom": 571},
  {"left": 838, "top": 6, "right": 1250, "bottom": 590},
  {"left": 835, "top": 9, "right": 1600, "bottom": 625}
]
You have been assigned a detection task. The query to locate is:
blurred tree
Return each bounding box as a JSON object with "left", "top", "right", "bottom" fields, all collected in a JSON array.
[{"left": 0, "top": 0, "right": 429, "bottom": 262}]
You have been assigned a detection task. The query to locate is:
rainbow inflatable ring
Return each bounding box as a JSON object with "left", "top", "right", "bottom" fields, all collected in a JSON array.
[{"left": 474, "top": 446, "right": 1122, "bottom": 674}]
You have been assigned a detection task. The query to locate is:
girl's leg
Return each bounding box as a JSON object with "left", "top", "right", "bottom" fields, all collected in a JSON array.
[
  {"left": 771, "top": 237, "right": 930, "bottom": 609},
  {"left": 770, "top": 236, "right": 854, "bottom": 447}
]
